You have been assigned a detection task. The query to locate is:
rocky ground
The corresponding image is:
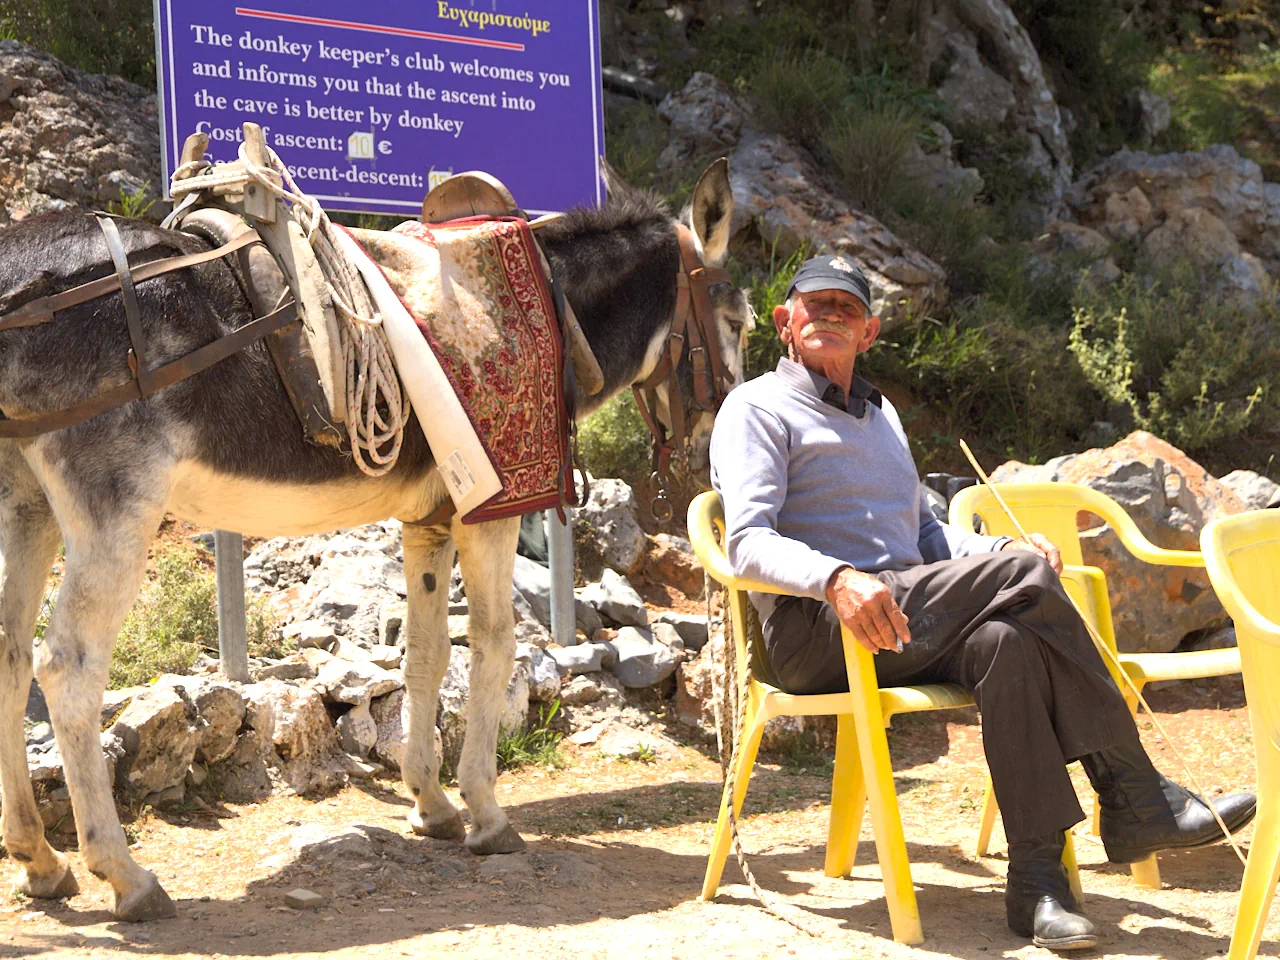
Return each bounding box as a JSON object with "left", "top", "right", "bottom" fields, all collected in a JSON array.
[{"left": 0, "top": 676, "right": 1272, "bottom": 959}]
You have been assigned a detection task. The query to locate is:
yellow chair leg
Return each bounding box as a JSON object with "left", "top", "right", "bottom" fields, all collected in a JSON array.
[
  {"left": 701, "top": 697, "right": 768, "bottom": 900},
  {"left": 975, "top": 778, "right": 999, "bottom": 856},
  {"left": 1228, "top": 809, "right": 1280, "bottom": 960},
  {"left": 1063, "top": 831, "right": 1084, "bottom": 905},
  {"left": 1130, "top": 855, "right": 1161, "bottom": 889},
  {"left": 825, "top": 714, "right": 867, "bottom": 878},
  {"left": 1090, "top": 791, "right": 1102, "bottom": 836},
  {"left": 845, "top": 642, "right": 923, "bottom": 945}
]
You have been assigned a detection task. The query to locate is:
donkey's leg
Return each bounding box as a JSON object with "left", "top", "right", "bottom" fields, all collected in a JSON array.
[
  {"left": 0, "top": 448, "right": 78, "bottom": 899},
  {"left": 28, "top": 453, "right": 176, "bottom": 921},
  {"left": 401, "top": 521, "right": 465, "bottom": 840},
  {"left": 453, "top": 515, "right": 524, "bottom": 855}
]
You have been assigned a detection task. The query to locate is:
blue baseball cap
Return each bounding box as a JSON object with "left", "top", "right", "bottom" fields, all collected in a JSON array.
[{"left": 785, "top": 254, "right": 872, "bottom": 310}]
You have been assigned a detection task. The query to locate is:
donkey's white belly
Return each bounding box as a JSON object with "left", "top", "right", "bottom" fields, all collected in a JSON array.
[{"left": 166, "top": 460, "right": 446, "bottom": 538}]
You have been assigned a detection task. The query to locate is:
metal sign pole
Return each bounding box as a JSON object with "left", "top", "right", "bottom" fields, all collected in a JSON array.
[
  {"left": 546, "top": 509, "right": 577, "bottom": 646},
  {"left": 213, "top": 530, "right": 251, "bottom": 682}
]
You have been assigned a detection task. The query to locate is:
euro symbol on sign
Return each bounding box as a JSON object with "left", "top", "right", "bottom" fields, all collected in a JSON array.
[{"left": 347, "top": 131, "right": 374, "bottom": 160}]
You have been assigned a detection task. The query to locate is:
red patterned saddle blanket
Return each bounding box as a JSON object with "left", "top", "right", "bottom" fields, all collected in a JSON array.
[{"left": 354, "top": 217, "right": 573, "bottom": 523}]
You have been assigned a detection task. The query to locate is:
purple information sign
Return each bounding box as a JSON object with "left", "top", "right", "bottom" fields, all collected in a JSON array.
[{"left": 154, "top": 0, "right": 604, "bottom": 215}]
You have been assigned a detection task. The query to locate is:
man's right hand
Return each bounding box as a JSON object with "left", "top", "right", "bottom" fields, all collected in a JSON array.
[{"left": 825, "top": 566, "right": 911, "bottom": 654}]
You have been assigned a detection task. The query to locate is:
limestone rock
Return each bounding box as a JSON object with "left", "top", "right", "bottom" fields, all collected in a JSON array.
[
  {"left": 282, "top": 620, "right": 337, "bottom": 650},
  {"left": 1130, "top": 88, "right": 1171, "bottom": 146},
  {"left": 644, "top": 533, "right": 704, "bottom": 598},
  {"left": 336, "top": 701, "right": 378, "bottom": 758},
  {"left": 518, "top": 643, "right": 562, "bottom": 703},
  {"left": 1218, "top": 470, "right": 1279, "bottom": 511},
  {"left": 608, "top": 626, "right": 681, "bottom": 688},
  {"left": 676, "top": 652, "right": 717, "bottom": 729},
  {"left": 547, "top": 641, "right": 617, "bottom": 677},
  {"left": 514, "top": 554, "right": 606, "bottom": 634},
  {"left": 658, "top": 73, "right": 947, "bottom": 325},
  {"left": 154, "top": 675, "right": 246, "bottom": 766},
  {"left": 900, "top": 122, "right": 984, "bottom": 201},
  {"left": 993, "top": 431, "right": 1245, "bottom": 652},
  {"left": 653, "top": 611, "right": 710, "bottom": 651},
  {"left": 236, "top": 680, "right": 349, "bottom": 796},
  {"left": 1069, "top": 145, "right": 1268, "bottom": 257},
  {"left": 575, "top": 479, "right": 648, "bottom": 576},
  {"left": 370, "top": 688, "right": 408, "bottom": 770},
  {"left": 1102, "top": 186, "right": 1154, "bottom": 241},
  {"left": 108, "top": 686, "right": 199, "bottom": 799},
  {"left": 315, "top": 659, "right": 403, "bottom": 705},
  {"left": 0, "top": 42, "right": 162, "bottom": 225},
  {"left": 587, "top": 569, "right": 649, "bottom": 628}
]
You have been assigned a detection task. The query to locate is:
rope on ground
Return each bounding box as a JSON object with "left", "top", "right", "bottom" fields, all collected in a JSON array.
[
  {"left": 171, "top": 150, "right": 408, "bottom": 477},
  {"left": 958, "top": 439, "right": 1250, "bottom": 869},
  {"left": 708, "top": 573, "right": 824, "bottom": 937}
]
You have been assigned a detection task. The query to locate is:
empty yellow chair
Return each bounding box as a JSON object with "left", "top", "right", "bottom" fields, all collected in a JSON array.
[
  {"left": 688, "top": 490, "right": 1081, "bottom": 944},
  {"left": 949, "top": 481, "right": 1242, "bottom": 889},
  {"left": 1202, "top": 509, "right": 1280, "bottom": 960}
]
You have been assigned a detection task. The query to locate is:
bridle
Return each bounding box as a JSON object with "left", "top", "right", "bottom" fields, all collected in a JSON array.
[{"left": 631, "top": 224, "right": 736, "bottom": 522}]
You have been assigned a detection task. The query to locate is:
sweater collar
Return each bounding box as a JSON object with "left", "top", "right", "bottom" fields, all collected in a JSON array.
[{"left": 775, "top": 357, "right": 882, "bottom": 415}]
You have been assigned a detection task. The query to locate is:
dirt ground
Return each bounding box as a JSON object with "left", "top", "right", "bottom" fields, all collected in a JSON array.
[{"left": 0, "top": 675, "right": 1273, "bottom": 960}]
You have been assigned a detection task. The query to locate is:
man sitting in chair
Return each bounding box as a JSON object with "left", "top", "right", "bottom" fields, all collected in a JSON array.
[{"left": 710, "top": 254, "right": 1256, "bottom": 951}]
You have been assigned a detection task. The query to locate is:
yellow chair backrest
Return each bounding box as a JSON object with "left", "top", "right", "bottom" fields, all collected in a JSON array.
[{"left": 1202, "top": 510, "right": 1280, "bottom": 753}]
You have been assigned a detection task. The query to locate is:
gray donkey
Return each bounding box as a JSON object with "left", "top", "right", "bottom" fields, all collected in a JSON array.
[{"left": 0, "top": 161, "right": 750, "bottom": 920}]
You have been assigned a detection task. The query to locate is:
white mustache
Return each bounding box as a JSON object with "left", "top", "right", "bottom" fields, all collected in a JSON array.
[{"left": 800, "top": 320, "right": 854, "bottom": 341}]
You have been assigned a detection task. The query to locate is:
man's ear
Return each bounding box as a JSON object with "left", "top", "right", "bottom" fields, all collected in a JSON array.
[
  {"left": 858, "top": 315, "right": 881, "bottom": 353},
  {"left": 773, "top": 303, "right": 792, "bottom": 341}
]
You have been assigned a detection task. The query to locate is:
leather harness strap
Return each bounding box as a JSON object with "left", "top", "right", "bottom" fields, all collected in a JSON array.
[
  {"left": 0, "top": 228, "right": 262, "bottom": 333},
  {"left": 631, "top": 224, "right": 735, "bottom": 520},
  {"left": 0, "top": 300, "right": 297, "bottom": 439},
  {"left": 97, "top": 215, "right": 157, "bottom": 397}
]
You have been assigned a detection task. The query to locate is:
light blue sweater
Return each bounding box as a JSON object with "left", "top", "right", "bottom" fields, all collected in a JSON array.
[{"left": 710, "top": 358, "right": 1007, "bottom": 620}]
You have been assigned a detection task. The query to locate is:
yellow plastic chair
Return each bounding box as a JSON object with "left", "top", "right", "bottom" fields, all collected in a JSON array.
[
  {"left": 1202, "top": 510, "right": 1280, "bottom": 960},
  {"left": 688, "top": 490, "right": 1081, "bottom": 945},
  {"left": 949, "top": 481, "right": 1242, "bottom": 889}
]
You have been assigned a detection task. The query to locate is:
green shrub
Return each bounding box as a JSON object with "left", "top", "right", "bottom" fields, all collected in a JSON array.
[
  {"left": 578, "top": 392, "right": 653, "bottom": 487},
  {"left": 496, "top": 700, "right": 565, "bottom": 771},
  {"left": 0, "top": 0, "right": 156, "bottom": 86},
  {"left": 110, "top": 545, "right": 281, "bottom": 689},
  {"left": 1069, "top": 263, "right": 1280, "bottom": 456}
]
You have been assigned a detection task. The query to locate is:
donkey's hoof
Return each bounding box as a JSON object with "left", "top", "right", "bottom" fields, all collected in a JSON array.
[
  {"left": 15, "top": 859, "right": 79, "bottom": 900},
  {"left": 465, "top": 821, "right": 526, "bottom": 856},
  {"left": 409, "top": 807, "right": 466, "bottom": 841},
  {"left": 113, "top": 875, "right": 177, "bottom": 922}
]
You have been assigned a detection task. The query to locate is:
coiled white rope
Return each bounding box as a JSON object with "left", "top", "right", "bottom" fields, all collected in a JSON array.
[{"left": 172, "top": 148, "right": 408, "bottom": 476}]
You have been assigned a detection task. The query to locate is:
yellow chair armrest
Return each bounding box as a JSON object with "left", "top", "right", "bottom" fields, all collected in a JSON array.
[
  {"left": 1120, "top": 647, "right": 1242, "bottom": 683},
  {"left": 1081, "top": 491, "right": 1204, "bottom": 569}
]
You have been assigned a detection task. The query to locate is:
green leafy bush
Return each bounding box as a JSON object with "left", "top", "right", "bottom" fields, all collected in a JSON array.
[
  {"left": 0, "top": 0, "right": 156, "bottom": 86},
  {"left": 1069, "top": 263, "right": 1280, "bottom": 456},
  {"left": 110, "top": 545, "right": 282, "bottom": 689},
  {"left": 578, "top": 392, "right": 653, "bottom": 488},
  {"left": 496, "top": 700, "right": 565, "bottom": 771}
]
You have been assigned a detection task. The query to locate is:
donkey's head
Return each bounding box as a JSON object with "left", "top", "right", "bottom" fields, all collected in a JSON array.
[{"left": 542, "top": 159, "right": 754, "bottom": 475}]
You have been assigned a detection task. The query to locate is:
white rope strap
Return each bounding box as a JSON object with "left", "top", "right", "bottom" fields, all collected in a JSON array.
[{"left": 171, "top": 150, "right": 408, "bottom": 476}]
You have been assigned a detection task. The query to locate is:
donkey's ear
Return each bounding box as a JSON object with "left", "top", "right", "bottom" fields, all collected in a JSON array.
[
  {"left": 599, "top": 156, "right": 631, "bottom": 203},
  {"left": 690, "top": 157, "right": 734, "bottom": 265}
]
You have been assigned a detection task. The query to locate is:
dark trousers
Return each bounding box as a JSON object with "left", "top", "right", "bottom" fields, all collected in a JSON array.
[{"left": 759, "top": 551, "right": 1141, "bottom": 842}]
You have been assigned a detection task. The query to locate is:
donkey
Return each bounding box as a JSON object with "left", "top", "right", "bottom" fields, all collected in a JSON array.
[{"left": 0, "top": 161, "right": 751, "bottom": 920}]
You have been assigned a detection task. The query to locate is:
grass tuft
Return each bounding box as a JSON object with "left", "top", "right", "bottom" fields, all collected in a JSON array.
[{"left": 496, "top": 700, "right": 566, "bottom": 772}]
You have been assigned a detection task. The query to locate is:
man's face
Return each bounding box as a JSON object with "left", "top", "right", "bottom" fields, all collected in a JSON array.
[{"left": 772, "top": 287, "right": 880, "bottom": 371}]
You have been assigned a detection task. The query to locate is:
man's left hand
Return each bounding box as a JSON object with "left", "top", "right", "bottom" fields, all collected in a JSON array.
[{"left": 1002, "top": 533, "right": 1063, "bottom": 574}]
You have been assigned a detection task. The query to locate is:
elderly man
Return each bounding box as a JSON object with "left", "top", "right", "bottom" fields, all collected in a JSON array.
[{"left": 709, "top": 254, "right": 1256, "bottom": 951}]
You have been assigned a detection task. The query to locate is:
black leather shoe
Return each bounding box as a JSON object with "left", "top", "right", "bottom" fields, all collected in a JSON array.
[
  {"left": 1007, "top": 831, "right": 1098, "bottom": 951},
  {"left": 1081, "top": 740, "right": 1257, "bottom": 864}
]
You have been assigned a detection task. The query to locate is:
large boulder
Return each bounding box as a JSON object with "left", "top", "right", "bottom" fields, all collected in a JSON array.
[
  {"left": 1219, "top": 470, "right": 1279, "bottom": 511},
  {"left": 608, "top": 626, "right": 681, "bottom": 688},
  {"left": 658, "top": 73, "right": 947, "bottom": 325},
  {"left": 993, "top": 431, "right": 1245, "bottom": 652},
  {"left": 108, "top": 686, "right": 198, "bottom": 799},
  {"left": 574, "top": 479, "right": 648, "bottom": 576},
  {"left": 0, "top": 42, "right": 161, "bottom": 224},
  {"left": 154, "top": 675, "right": 246, "bottom": 766},
  {"left": 235, "top": 680, "right": 349, "bottom": 796}
]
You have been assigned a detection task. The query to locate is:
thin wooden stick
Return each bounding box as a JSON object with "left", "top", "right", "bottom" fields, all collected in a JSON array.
[{"left": 958, "top": 439, "right": 1249, "bottom": 868}]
